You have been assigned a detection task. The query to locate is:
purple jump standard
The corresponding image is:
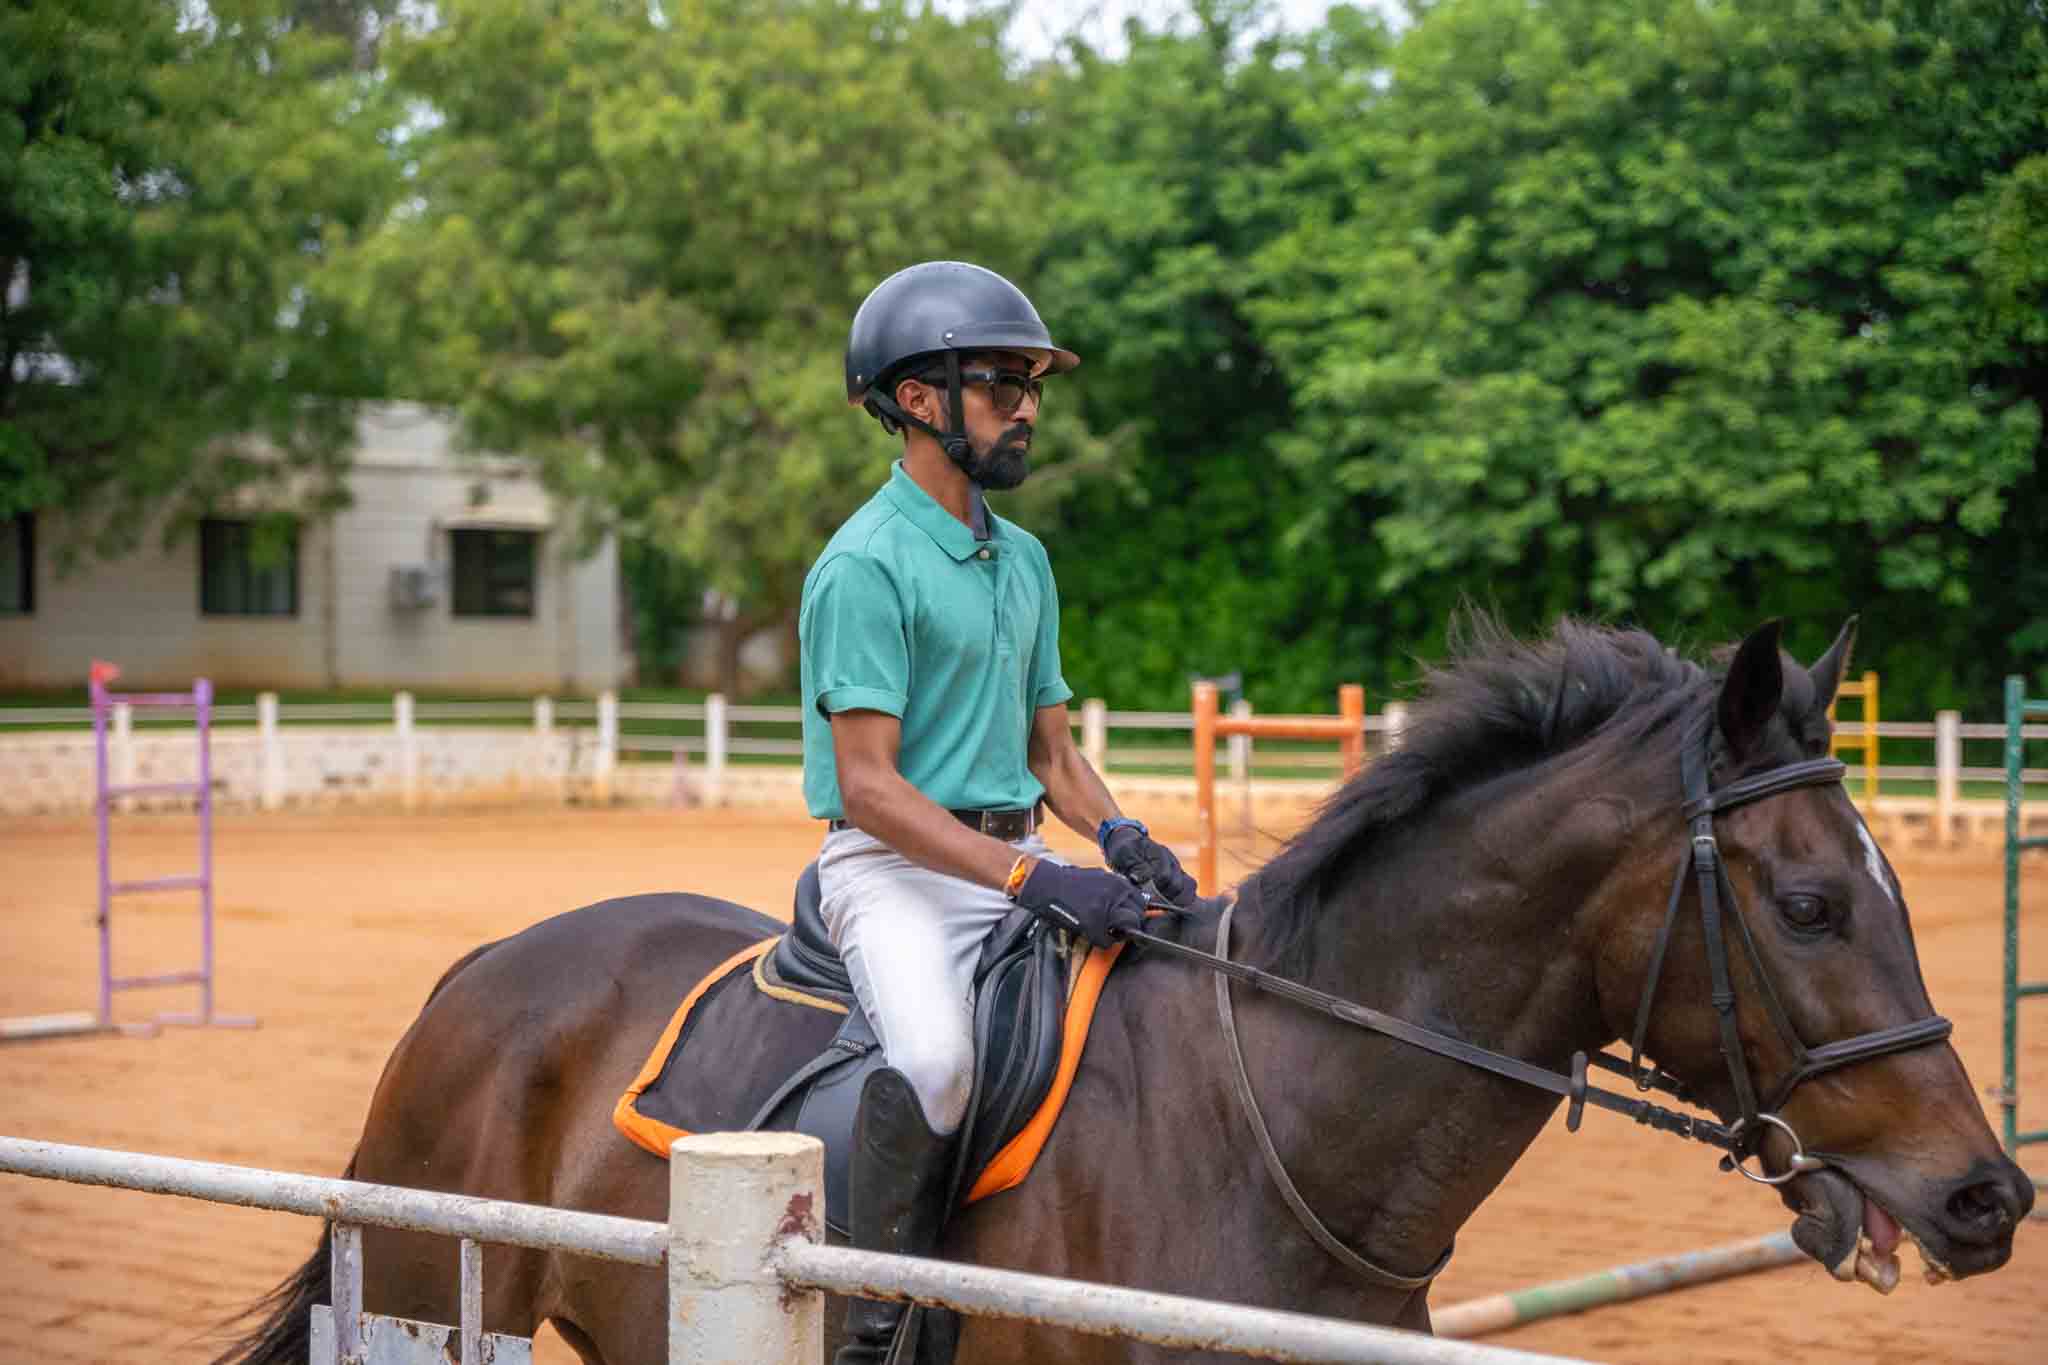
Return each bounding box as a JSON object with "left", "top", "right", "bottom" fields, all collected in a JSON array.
[{"left": 87, "top": 672, "right": 256, "bottom": 1036}]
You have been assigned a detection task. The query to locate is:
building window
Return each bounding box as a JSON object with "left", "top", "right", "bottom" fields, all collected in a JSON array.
[
  {"left": 451, "top": 528, "right": 538, "bottom": 618},
  {"left": 199, "top": 518, "right": 298, "bottom": 616},
  {"left": 0, "top": 513, "right": 31, "bottom": 615}
]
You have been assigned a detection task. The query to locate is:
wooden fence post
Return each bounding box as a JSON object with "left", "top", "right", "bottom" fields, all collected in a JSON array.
[
  {"left": 1230, "top": 699, "right": 1253, "bottom": 835},
  {"left": 705, "top": 694, "right": 729, "bottom": 806},
  {"left": 1082, "top": 698, "right": 1108, "bottom": 774},
  {"left": 534, "top": 696, "right": 555, "bottom": 799},
  {"left": 595, "top": 692, "right": 618, "bottom": 803},
  {"left": 395, "top": 692, "right": 417, "bottom": 809},
  {"left": 1193, "top": 682, "right": 1219, "bottom": 895},
  {"left": 1935, "top": 710, "right": 1961, "bottom": 847},
  {"left": 257, "top": 692, "right": 283, "bottom": 811}
]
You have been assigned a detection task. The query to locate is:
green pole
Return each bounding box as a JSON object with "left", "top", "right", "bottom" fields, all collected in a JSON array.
[{"left": 2007, "top": 675, "right": 2023, "bottom": 1156}]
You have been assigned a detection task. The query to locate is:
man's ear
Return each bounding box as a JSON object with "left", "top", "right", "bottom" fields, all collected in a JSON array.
[{"left": 895, "top": 376, "right": 933, "bottom": 425}]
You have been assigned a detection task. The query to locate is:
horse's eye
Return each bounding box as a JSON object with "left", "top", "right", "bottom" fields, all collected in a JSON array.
[{"left": 1780, "top": 894, "right": 1830, "bottom": 932}]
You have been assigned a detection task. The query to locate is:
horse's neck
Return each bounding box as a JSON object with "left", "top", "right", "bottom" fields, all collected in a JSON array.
[{"left": 1228, "top": 777, "right": 1639, "bottom": 1285}]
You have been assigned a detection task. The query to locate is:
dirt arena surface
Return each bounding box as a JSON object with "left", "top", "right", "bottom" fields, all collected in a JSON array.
[{"left": 2, "top": 804, "right": 2042, "bottom": 1364}]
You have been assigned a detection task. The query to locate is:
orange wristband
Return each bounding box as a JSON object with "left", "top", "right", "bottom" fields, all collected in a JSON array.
[{"left": 1004, "top": 854, "right": 1035, "bottom": 900}]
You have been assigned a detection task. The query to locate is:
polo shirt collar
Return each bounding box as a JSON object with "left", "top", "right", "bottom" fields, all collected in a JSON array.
[{"left": 884, "top": 460, "right": 996, "bottom": 562}]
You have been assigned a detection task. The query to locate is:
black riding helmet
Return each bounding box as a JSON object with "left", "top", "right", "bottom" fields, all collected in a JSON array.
[{"left": 845, "top": 261, "right": 1079, "bottom": 469}]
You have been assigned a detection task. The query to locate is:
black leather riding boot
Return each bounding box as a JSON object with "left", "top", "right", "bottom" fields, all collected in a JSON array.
[{"left": 835, "top": 1066, "right": 954, "bottom": 1365}]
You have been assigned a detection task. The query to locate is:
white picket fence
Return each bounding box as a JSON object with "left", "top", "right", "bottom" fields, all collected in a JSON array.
[
  {"left": 0, "top": 1132, "right": 1584, "bottom": 1365},
  {"left": 2, "top": 694, "right": 2043, "bottom": 840}
]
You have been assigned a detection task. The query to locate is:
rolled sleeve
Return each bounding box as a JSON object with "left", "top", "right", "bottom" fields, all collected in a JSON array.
[{"left": 802, "top": 554, "right": 911, "bottom": 719}]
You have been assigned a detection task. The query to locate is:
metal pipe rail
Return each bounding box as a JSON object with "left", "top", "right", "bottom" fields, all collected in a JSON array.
[
  {"left": 0, "top": 1137, "right": 667, "bottom": 1265},
  {"left": 776, "top": 1241, "right": 1577, "bottom": 1365},
  {"left": 6, "top": 1132, "right": 1589, "bottom": 1365}
]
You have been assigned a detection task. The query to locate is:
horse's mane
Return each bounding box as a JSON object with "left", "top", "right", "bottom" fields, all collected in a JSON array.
[{"left": 1249, "top": 614, "right": 1716, "bottom": 970}]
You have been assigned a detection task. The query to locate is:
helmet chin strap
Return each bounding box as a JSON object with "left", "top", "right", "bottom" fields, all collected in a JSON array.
[{"left": 864, "top": 351, "right": 980, "bottom": 477}]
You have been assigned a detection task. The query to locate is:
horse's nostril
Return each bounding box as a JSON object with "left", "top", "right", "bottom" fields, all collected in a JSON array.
[{"left": 1946, "top": 1179, "right": 2017, "bottom": 1235}]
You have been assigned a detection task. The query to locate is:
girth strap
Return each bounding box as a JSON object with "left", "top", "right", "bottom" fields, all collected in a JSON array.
[{"left": 1214, "top": 902, "right": 1453, "bottom": 1292}]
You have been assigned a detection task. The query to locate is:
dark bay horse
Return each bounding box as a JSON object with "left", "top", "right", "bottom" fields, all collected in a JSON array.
[{"left": 217, "top": 618, "right": 2031, "bottom": 1364}]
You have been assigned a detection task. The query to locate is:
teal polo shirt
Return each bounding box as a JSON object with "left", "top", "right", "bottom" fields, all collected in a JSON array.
[{"left": 800, "top": 461, "right": 1073, "bottom": 820}]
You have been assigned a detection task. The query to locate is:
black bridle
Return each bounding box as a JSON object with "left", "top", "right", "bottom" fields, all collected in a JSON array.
[
  {"left": 1624, "top": 722, "right": 1954, "bottom": 1182},
  {"left": 1123, "top": 720, "right": 1954, "bottom": 1286}
]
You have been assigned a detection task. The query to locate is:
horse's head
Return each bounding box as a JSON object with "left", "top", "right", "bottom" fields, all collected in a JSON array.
[{"left": 1593, "top": 619, "right": 2032, "bottom": 1292}]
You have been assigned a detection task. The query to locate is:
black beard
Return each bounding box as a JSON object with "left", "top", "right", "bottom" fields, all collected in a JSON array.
[{"left": 965, "top": 425, "right": 1033, "bottom": 490}]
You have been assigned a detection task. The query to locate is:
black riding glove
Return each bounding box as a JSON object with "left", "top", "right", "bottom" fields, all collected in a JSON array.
[
  {"left": 1099, "top": 818, "right": 1197, "bottom": 906},
  {"left": 1011, "top": 860, "right": 1148, "bottom": 949}
]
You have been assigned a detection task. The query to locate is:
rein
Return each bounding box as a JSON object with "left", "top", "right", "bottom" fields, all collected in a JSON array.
[{"left": 1121, "top": 724, "right": 1954, "bottom": 1290}]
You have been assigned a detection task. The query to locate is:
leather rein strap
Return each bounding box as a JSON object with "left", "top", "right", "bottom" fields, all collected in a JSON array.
[
  {"left": 1126, "top": 723, "right": 1956, "bottom": 1281},
  {"left": 1213, "top": 899, "right": 1453, "bottom": 1291}
]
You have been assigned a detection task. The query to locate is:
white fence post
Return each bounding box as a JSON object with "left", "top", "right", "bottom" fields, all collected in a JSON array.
[
  {"left": 533, "top": 696, "right": 555, "bottom": 797},
  {"left": 670, "top": 1132, "right": 822, "bottom": 1365},
  {"left": 257, "top": 692, "right": 283, "bottom": 811},
  {"left": 1229, "top": 699, "right": 1253, "bottom": 835},
  {"left": 595, "top": 691, "right": 618, "bottom": 804},
  {"left": 1383, "top": 702, "right": 1410, "bottom": 753},
  {"left": 1935, "top": 709, "right": 1961, "bottom": 846},
  {"left": 395, "top": 692, "right": 418, "bottom": 809},
  {"left": 705, "top": 694, "right": 729, "bottom": 807},
  {"left": 1082, "top": 698, "right": 1109, "bottom": 774}
]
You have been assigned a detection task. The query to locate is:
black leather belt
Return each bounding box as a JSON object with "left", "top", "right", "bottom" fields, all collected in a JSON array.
[{"left": 828, "top": 807, "right": 1038, "bottom": 839}]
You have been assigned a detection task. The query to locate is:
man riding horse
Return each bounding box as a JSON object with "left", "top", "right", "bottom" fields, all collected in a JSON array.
[{"left": 804, "top": 260, "right": 1194, "bottom": 1362}]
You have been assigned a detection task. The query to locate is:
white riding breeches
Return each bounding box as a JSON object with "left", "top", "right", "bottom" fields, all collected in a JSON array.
[{"left": 817, "top": 827, "right": 1063, "bottom": 1136}]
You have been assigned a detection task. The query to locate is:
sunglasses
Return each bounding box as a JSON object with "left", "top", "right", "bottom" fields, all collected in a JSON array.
[{"left": 915, "top": 367, "right": 1045, "bottom": 417}]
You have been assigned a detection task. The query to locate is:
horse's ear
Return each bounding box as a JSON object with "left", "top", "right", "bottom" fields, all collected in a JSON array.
[
  {"left": 1807, "top": 616, "right": 1860, "bottom": 718},
  {"left": 1717, "top": 619, "right": 1785, "bottom": 761}
]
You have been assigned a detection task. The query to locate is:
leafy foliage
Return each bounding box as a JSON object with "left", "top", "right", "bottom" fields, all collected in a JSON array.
[
  {"left": 7, "top": 0, "right": 2045, "bottom": 712},
  {"left": 336, "top": 0, "right": 1112, "bottom": 666},
  {"left": 0, "top": 0, "right": 396, "bottom": 554}
]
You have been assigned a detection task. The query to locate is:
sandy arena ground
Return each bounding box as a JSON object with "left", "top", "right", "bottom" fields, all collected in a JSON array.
[{"left": 1, "top": 803, "right": 2043, "bottom": 1364}]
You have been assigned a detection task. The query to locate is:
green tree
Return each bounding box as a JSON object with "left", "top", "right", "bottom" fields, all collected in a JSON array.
[
  {"left": 1029, "top": 2, "right": 1399, "bottom": 710},
  {"left": 1254, "top": 0, "right": 2047, "bottom": 701},
  {"left": 0, "top": 0, "right": 398, "bottom": 556},
  {"left": 338, "top": 0, "right": 1111, "bottom": 693}
]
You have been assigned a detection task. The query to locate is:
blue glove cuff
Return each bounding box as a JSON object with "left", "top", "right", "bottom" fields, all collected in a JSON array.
[{"left": 1097, "top": 816, "right": 1147, "bottom": 852}]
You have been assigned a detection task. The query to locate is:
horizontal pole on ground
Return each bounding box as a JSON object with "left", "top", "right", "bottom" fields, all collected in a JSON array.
[
  {"left": 2017, "top": 983, "right": 2048, "bottom": 998},
  {"left": 776, "top": 1240, "right": 1583, "bottom": 1364},
  {"left": 0, "top": 1013, "right": 107, "bottom": 1042},
  {"left": 1432, "top": 1232, "right": 1805, "bottom": 1340},
  {"left": 0, "top": 1138, "right": 667, "bottom": 1267}
]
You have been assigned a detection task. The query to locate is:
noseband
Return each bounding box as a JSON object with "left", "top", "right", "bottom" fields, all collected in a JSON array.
[{"left": 1127, "top": 719, "right": 1955, "bottom": 1287}]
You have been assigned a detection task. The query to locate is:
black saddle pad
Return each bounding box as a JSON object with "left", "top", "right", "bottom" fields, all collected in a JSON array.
[{"left": 617, "top": 863, "right": 1079, "bottom": 1236}]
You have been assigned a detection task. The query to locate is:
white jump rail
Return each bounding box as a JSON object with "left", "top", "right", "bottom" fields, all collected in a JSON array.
[{"left": 0, "top": 1132, "right": 1589, "bottom": 1365}]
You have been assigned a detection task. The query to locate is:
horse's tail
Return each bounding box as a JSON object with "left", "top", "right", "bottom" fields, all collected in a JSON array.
[
  {"left": 204, "top": 1150, "right": 353, "bottom": 1365},
  {"left": 208, "top": 937, "right": 507, "bottom": 1364}
]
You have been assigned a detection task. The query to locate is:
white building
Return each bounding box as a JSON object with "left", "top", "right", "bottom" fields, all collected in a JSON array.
[{"left": 0, "top": 403, "right": 623, "bottom": 693}]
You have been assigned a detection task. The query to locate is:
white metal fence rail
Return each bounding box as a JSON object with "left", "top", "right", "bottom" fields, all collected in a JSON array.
[{"left": 0, "top": 1132, "right": 1586, "bottom": 1365}]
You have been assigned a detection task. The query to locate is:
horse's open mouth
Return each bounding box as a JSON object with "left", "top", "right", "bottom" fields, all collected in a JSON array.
[{"left": 1783, "top": 1168, "right": 1957, "bottom": 1295}]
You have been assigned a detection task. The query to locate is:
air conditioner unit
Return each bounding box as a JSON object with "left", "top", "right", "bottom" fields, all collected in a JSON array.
[{"left": 389, "top": 565, "right": 440, "bottom": 611}]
